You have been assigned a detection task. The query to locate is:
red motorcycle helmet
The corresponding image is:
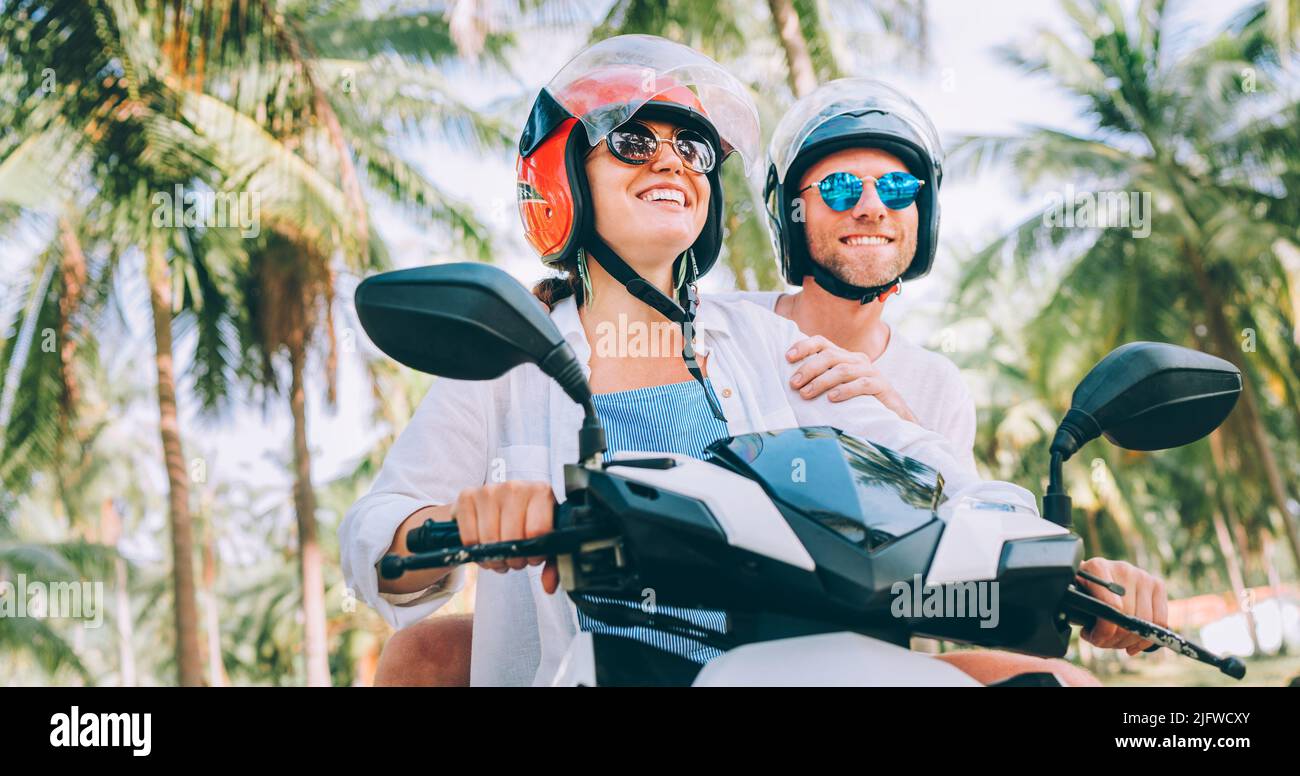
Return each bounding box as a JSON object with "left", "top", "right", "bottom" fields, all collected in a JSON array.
[{"left": 516, "top": 35, "right": 761, "bottom": 279}]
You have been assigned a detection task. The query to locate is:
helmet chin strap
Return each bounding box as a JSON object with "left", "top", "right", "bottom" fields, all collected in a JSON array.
[
  {"left": 583, "top": 237, "right": 728, "bottom": 422},
  {"left": 808, "top": 260, "right": 902, "bottom": 305}
]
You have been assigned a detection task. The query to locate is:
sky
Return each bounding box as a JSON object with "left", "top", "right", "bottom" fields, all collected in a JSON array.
[{"left": 0, "top": 0, "right": 1257, "bottom": 543}]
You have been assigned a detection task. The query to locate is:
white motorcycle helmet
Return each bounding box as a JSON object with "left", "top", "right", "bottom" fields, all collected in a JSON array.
[{"left": 765, "top": 78, "right": 944, "bottom": 303}]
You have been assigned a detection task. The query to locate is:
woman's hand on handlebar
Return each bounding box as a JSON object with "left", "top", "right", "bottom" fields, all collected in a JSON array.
[
  {"left": 1077, "top": 557, "right": 1169, "bottom": 655},
  {"left": 454, "top": 480, "right": 560, "bottom": 593}
]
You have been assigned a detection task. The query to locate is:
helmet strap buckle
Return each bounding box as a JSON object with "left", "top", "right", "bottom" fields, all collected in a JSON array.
[
  {"left": 808, "top": 260, "right": 904, "bottom": 306},
  {"left": 867, "top": 279, "right": 902, "bottom": 305}
]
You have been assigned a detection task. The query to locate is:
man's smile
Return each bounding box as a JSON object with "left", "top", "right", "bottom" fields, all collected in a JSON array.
[{"left": 840, "top": 234, "right": 895, "bottom": 247}]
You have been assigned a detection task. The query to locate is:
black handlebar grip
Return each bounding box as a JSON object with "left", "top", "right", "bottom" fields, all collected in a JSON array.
[
  {"left": 380, "top": 553, "right": 405, "bottom": 580},
  {"left": 384, "top": 500, "right": 591, "bottom": 580},
  {"left": 407, "top": 501, "right": 578, "bottom": 555},
  {"left": 406, "top": 519, "right": 463, "bottom": 553}
]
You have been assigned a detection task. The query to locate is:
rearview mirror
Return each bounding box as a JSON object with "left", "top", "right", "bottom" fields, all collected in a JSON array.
[
  {"left": 1051, "top": 341, "right": 1242, "bottom": 459},
  {"left": 354, "top": 262, "right": 592, "bottom": 409}
]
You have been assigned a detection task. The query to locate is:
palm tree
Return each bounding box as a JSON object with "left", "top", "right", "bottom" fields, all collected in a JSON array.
[
  {"left": 950, "top": 0, "right": 1300, "bottom": 575},
  {"left": 0, "top": 534, "right": 104, "bottom": 682},
  {"left": 767, "top": 0, "right": 818, "bottom": 97},
  {"left": 181, "top": 2, "right": 507, "bottom": 685},
  {"left": 1244, "top": 0, "right": 1300, "bottom": 58},
  {"left": 0, "top": 332, "right": 159, "bottom": 684},
  {"left": 3, "top": 0, "right": 506, "bottom": 685},
  {"left": 0, "top": 0, "right": 255, "bottom": 684},
  {"left": 99, "top": 496, "right": 138, "bottom": 686}
]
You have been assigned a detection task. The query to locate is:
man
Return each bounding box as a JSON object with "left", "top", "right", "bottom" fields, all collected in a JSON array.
[
  {"left": 374, "top": 79, "right": 1166, "bottom": 687},
  {"left": 715, "top": 79, "right": 973, "bottom": 472},
  {"left": 736, "top": 78, "right": 1163, "bottom": 685}
]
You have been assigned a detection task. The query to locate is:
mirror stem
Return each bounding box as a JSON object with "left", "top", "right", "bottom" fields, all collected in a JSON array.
[
  {"left": 1043, "top": 451, "right": 1072, "bottom": 527},
  {"left": 579, "top": 401, "right": 607, "bottom": 467},
  {"left": 537, "top": 344, "right": 607, "bottom": 466}
]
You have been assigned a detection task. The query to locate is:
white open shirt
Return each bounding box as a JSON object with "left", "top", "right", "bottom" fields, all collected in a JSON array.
[{"left": 340, "top": 294, "right": 1036, "bottom": 686}]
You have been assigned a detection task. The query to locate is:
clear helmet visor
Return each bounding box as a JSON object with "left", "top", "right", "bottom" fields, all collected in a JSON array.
[
  {"left": 542, "top": 34, "right": 762, "bottom": 180},
  {"left": 769, "top": 78, "right": 944, "bottom": 182}
]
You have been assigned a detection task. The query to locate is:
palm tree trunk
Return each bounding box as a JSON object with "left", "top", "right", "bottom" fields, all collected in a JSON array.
[
  {"left": 289, "top": 337, "right": 330, "bottom": 686},
  {"left": 1232, "top": 518, "right": 1254, "bottom": 584},
  {"left": 56, "top": 217, "right": 86, "bottom": 419},
  {"left": 1213, "top": 511, "right": 1261, "bottom": 655},
  {"left": 101, "top": 498, "right": 137, "bottom": 686},
  {"left": 146, "top": 237, "right": 203, "bottom": 687},
  {"left": 1262, "top": 534, "right": 1285, "bottom": 598},
  {"left": 114, "top": 554, "right": 136, "bottom": 686},
  {"left": 767, "top": 0, "right": 817, "bottom": 97},
  {"left": 54, "top": 220, "right": 88, "bottom": 529},
  {"left": 1184, "top": 242, "right": 1300, "bottom": 573},
  {"left": 255, "top": 0, "right": 369, "bottom": 255},
  {"left": 199, "top": 503, "right": 228, "bottom": 687}
]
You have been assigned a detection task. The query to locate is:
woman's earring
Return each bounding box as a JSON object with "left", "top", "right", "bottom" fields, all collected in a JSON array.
[
  {"left": 675, "top": 248, "right": 699, "bottom": 296},
  {"left": 674, "top": 249, "right": 693, "bottom": 295},
  {"left": 577, "top": 247, "right": 594, "bottom": 305}
]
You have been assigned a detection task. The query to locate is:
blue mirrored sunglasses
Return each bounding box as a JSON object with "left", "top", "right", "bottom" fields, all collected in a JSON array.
[{"left": 799, "top": 171, "right": 925, "bottom": 211}]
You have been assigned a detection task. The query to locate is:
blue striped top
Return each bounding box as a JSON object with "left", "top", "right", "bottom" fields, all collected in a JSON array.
[{"left": 577, "top": 378, "right": 731, "bottom": 664}]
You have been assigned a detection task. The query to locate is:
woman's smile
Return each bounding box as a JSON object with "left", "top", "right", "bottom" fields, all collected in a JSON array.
[{"left": 636, "top": 183, "right": 691, "bottom": 208}]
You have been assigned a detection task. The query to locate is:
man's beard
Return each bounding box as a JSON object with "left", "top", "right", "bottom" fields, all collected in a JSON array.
[{"left": 806, "top": 227, "right": 917, "bottom": 288}]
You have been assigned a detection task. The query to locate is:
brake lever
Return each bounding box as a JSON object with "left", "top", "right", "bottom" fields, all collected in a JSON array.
[
  {"left": 1076, "top": 569, "right": 1126, "bottom": 596},
  {"left": 1073, "top": 572, "right": 1159, "bottom": 653},
  {"left": 1062, "top": 585, "right": 1246, "bottom": 679}
]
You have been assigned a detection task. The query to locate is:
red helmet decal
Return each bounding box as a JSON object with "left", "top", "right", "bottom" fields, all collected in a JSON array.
[{"left": 555, "top": 69, "right": 705, "bottom": 117}]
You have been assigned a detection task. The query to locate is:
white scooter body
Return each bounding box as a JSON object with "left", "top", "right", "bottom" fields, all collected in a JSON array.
[
  {"left": 550, "top": 452, "right": 1066, "bottom": 687},
  {"left": 551, "top": 631, "right": 983, "bottom": 686},
  {"left": 693, "top": 633, "right": 983, "bottom": 686}
]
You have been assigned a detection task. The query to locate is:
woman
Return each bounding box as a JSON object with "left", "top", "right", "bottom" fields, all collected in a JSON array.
[{"left": 341, "top": 35, "right": 1033, "bottom": 686}]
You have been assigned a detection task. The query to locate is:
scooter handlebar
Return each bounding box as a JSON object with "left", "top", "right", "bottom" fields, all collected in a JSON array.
[
  {"left": 380, "top": 502, "right": 607, "bottom": 580},
  {"left": 1062, "top": 585, "right": 1246, "bottom": 679}
]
